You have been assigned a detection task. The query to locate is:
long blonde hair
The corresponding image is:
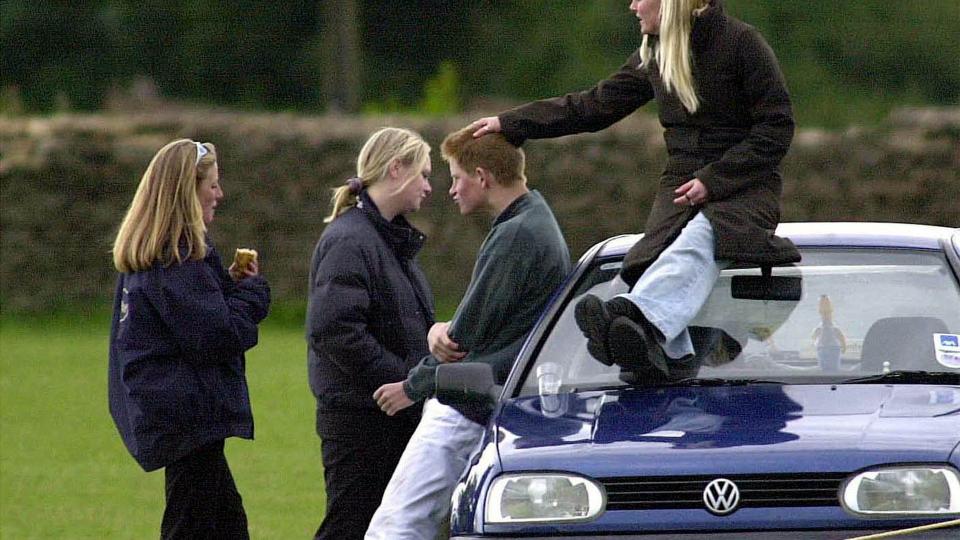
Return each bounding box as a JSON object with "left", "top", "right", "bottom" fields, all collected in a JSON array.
[
  {"left": 325, "top": 127, "right": 430, "bottom": 223},
  {"left": 112, "top": 139, "right": 217, "bottom": 272},
  {"left": 639, "top": 0, "right": 711, "bottom": 113}
]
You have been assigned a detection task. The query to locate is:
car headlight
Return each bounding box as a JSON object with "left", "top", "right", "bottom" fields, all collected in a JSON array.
[
  {"left": 842, "top": 466, "right": 960, "bottom": 516},
  {"left": 485, "top": 473, "right": 605, "bottom": 524}
]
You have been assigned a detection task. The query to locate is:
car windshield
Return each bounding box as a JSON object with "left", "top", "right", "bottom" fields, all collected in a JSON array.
[{"left": 519, "top": 248, "right": 960, "bottom": 396}]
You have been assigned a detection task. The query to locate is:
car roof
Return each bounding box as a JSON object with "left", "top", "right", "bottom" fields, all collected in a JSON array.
[{"left": 596, "top": 222, "right": 958, "bottom": 258}]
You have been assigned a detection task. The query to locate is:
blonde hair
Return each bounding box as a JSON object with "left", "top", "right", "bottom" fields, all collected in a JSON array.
[
  {"left": 325, "top": 127, "right": 431, "bottom": 223},
  {"left": 441, "top": 126, "right": 526, "bottom": 187},
  {"left": 639, "top": 0, "right": 710, "bottom": 113},
  {"left": 112, "top": 139, "right": 217, "bottom": 272}
]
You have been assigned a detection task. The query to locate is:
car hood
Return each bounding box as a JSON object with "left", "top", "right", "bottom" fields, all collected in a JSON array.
[{"left": 495, "top": 385, "right": 960, "bottom": 476}]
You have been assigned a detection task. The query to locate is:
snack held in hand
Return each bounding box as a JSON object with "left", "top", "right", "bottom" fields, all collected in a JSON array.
[{"left": 234, "top": 248, "right": 258, "bottom": 270}]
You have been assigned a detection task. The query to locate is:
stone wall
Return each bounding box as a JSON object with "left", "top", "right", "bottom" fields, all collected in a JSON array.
[{"left": 1, "top": 108, "right": 957, "bottom": 315}]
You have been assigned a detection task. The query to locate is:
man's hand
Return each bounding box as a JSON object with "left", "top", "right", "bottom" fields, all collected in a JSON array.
[
  {"left": 374, "top": 382, "right": 413, "bottom": 416},
  {"left": 673, "top": 178, "right": 709, "bottom": 207},
  {"left": 429, "top": 322, "right": 466, "bottom": 363}
]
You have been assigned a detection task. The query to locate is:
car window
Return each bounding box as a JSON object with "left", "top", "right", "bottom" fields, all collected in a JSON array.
[{"left": 519, "top": 248, "right": 960, "bottom": 396}]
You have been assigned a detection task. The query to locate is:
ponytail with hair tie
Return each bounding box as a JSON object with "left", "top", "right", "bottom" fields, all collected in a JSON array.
[
  {"left": 324, "top": 177, "right": 365, "bottom": 223},
  {"left": 346, "top": 177, "right": 364, "bottom": 195}
]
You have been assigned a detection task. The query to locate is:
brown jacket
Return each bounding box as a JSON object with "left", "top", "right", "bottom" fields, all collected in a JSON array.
[{"left": 498, "top": 0, "right": 800, "bottom": 286}]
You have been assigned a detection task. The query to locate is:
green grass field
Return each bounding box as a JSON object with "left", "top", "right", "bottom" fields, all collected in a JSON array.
[{"left": 1, "top": 316, "right": 325, "bottom": 539}]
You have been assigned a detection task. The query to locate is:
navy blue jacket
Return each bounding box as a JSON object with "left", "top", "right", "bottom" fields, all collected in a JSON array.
[
  {"left": 307, "top": 192, "right": 434, "bottom": 432},
  {"left": 108, "top": 243, "right": 270, "bottom": 472}
]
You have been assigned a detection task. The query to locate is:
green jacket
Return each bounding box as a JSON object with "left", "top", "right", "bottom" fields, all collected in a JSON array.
[{"left": 404, "top": 190, "right": 570, "bottom": 402}]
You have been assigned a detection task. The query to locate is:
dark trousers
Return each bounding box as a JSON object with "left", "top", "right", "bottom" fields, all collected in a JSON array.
[
  {"left": 161, "top": 439, "right": 248, "bottom": 540},
  {"left": 314, "top": 409, "right": 419, "bottom": 540}
]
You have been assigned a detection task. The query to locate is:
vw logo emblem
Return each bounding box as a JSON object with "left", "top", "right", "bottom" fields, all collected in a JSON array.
[{"left": 703, "top": 478, "right": 740, "bottom": 515}]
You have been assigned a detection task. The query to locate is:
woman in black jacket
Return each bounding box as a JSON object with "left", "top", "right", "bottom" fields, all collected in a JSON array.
[
  {"left": 471, "top": 0, "right": 800, "bottom": 378},
  {"left": 306, "top": 127, "right": 435, "bottom": 540},
  {"left": 108, "top": 139, "right": 270, "bottom": 539}
]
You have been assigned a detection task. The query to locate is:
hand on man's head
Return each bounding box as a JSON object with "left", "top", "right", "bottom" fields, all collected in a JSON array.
[{"left": 470, "top": 117, "right": 501, "bottom": 138}]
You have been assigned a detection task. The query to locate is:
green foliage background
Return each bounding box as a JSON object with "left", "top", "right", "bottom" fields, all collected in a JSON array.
[
  {"left": 2, "top": 1, "right": 958, "bottom": 127},
  {"left": 2, "top": 109, "right": 958, "bottom": 316}
]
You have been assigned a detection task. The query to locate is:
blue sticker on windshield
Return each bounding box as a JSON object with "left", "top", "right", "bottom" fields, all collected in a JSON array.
[
  {"left": 928, "top": 389, "right": 960, "bottom": 405},
  {"left": 933, "top": 333, "right": 960, "bottom": 369}
]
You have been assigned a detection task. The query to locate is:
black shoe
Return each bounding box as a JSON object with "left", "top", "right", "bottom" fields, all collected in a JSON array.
[
  {"left": 574, "top": 295, "right": 651, "bottom": 366},
  {"left": 688, "top": 326, "right": 743, "bottom": 368},
  {"left": 666, "top": 353, "right": 700, "bottom": 381},
  {"left": 606, "top": 296, "right": 645, "bottom": 322},
  {"left": 574, "top": 294, "right": 615, "bottom": 365},
  {"left": 575, "top": 295, "right": 671, "bottom": 378},
  {"left": 608, "top": 316, "right": 669, "bottom": 381}
]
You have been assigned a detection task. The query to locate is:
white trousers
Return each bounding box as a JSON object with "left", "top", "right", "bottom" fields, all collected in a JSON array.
[{"left": 365, "top": 398, "right": 484, "bottom": 540}]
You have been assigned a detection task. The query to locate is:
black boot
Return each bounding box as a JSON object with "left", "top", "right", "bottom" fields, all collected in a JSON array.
[
  {"left": 574, "top": 295, "right": 643, "bottom": 365},
  {"left": 575, "top": 295, "right": 669, "bottom": 381},
  {"left": 607, "top": 316, "right": 670, "bottom": 382},
  {"left": 666, "top": 353, "right": 701, "bottom": 381},
  {"left": 574, "top": 294, "right": 616, "bottom": 366}
]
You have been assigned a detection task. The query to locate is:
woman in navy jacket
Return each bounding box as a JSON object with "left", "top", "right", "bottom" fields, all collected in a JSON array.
[
  {"left": 108, "top": 139, "right": 270, "bottom": 539},
  {"left": 306, "top": 127, "right": 435, "bottom": 540}
]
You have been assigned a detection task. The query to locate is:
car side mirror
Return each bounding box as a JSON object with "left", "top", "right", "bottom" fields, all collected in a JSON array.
[
  {"left": 731, "top": 266, "right": 802, "bottom": 301},
  {"left": 436, "top": 363, "right": 502, "bottom": 424}
]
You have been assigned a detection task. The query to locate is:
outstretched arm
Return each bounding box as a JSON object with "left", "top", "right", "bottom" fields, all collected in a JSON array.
[{"left": 473, "top": 50, "right": 653, "bottom": 146}]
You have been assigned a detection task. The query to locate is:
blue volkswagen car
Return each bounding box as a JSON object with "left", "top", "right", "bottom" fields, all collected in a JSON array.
[{"left": 438, "top": 223, "right": 960, "bottom": 539}]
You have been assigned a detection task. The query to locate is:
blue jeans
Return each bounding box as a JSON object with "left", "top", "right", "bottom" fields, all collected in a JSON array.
[
  {"left": 365, "top": 399, "right": 484, "bottom": 540},
  {"left": 618, "top": 212, "right": 731, "bottom": 359}
]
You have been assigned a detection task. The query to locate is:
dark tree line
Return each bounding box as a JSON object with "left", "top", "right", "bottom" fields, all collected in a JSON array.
[{"left": 2, "top": 1, "right": 957, "bottom": 127}]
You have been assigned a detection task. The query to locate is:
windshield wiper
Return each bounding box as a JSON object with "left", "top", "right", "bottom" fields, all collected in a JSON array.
[
  {"left": 568, "top": 384, "right": 630, "bottom": 392},
  {"left": 840, "top": 371, "right": 960, "bottom": 385},
  {"left": 661, "top": 378, "right": 786, "bottom": 387},
  {"left": 570, "top": 378, "right": 786, "bottom": 391}
]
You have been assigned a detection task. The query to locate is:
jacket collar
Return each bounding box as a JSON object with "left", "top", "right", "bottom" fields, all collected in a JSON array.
[
  {"left": 692, "top": 0, "right": 725, "bottom": 47},
  {"left": 357, "top": 191, "right": 426, "bottom": 260},
  {"left": 493, "top": 189, "right": 540, "bottom": 228},
  {"left": 643, "top": 0, "right": 722, "bottom": 48}
]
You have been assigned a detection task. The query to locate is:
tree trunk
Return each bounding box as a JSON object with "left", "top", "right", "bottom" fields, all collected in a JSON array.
[{"left": 320, "top": 0, "right": 361, "bottom": 113}]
